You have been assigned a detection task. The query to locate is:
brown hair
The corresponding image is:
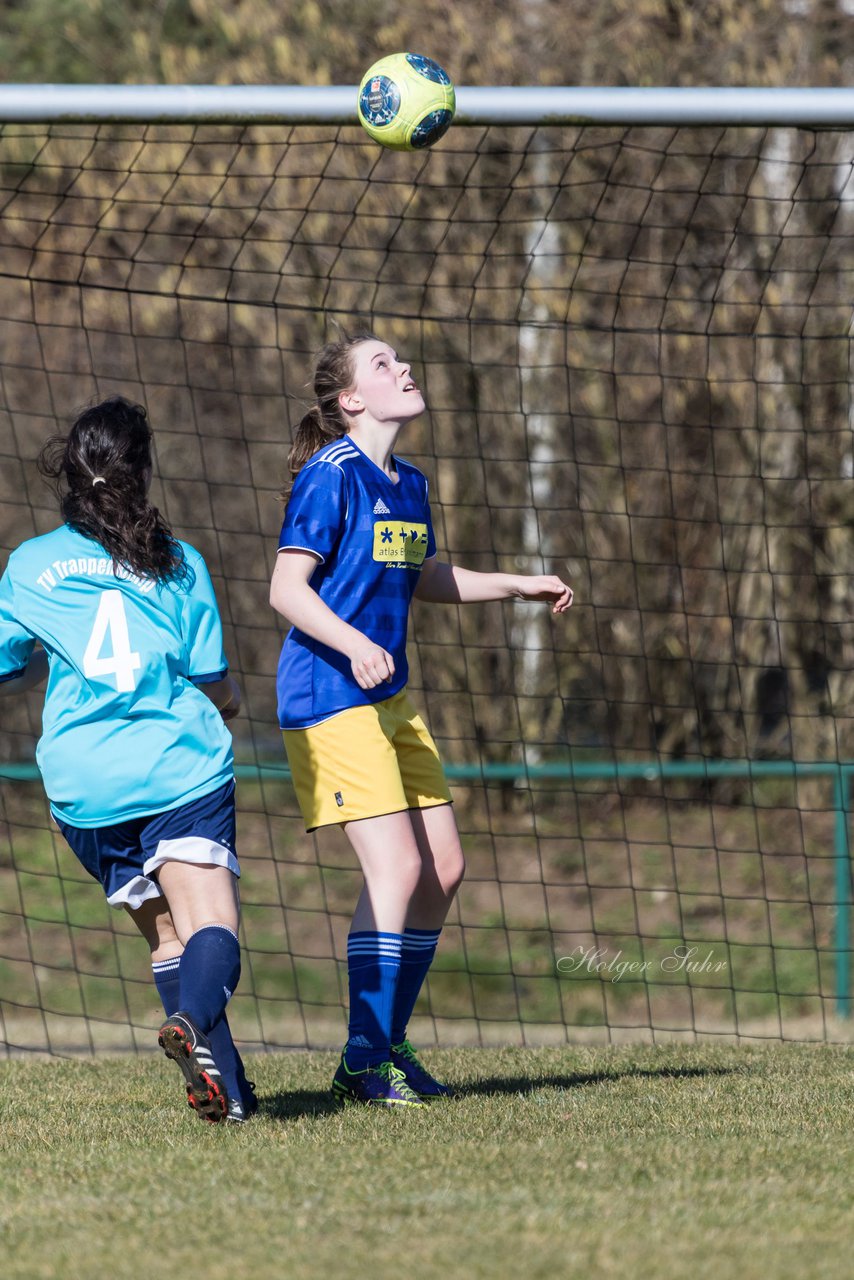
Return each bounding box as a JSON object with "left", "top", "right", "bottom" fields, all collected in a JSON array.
[
  {"left": 38, "top": 396, "right": 187, "bottom": 585},
  {"left": 284, "top": 332, "right": 376, "bottom": 499}
]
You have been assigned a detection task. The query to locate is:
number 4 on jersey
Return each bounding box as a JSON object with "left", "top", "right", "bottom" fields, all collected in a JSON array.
[{"left": 83, "top": 590, "right": 142, "bottom": 692}]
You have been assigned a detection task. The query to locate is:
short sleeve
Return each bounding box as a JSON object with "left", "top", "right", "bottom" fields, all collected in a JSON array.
[
  {"left": 0, "top": 566, "right": 36, "bottom": 682},
  {"left": 179, "top": 549, "right": 228, "bottom": 683},
  {"left": 424, "top": 476, "right": 437, "bottom": 559},
  {"left": 279, "top": 461, "right": 346, "bottom": 563}
]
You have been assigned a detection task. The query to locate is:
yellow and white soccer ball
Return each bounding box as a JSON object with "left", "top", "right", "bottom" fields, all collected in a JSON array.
[{"left": 357, "top": 52, "right": 455, "bottom": 151}]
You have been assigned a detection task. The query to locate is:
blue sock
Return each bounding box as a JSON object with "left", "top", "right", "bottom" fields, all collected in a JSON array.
[
  {"left": 344, "top": 931, "right": 403, "bottom": 1071},
  {"left": 391, "top": 928, "right": 441, "bottom": 1047},
  {"left": 151, "top": 956, "right": 182, "bottom": 1016},
  {"left": 152, "top": 955, "right": 248, "bottom": 1103},
  {"left": 177, "top": 925, "right": 241, "bottom": 1036}
]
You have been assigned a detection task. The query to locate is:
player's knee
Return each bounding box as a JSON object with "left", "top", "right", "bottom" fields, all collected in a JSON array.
[
  {"left": 186, "top": 918, "right": 239, "bottom": 939},
  {"left": 128, "top": 898, "right": 181, "bottom": 954},
  {"left": 431, "top": 843, "right": 464, "bottom": 897},
  {"left": 156, "top": 913, "right": 181, "bottom": 949},
  {"left": 399, "top": 850, "right": 424, "bottom": 896},
  {"left": 444, "top": 849, "right": 465, "bottom": 897}
]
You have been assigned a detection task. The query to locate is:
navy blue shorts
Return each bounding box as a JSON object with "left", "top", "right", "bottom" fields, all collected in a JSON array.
[{"left": 56, "top": 780, "right": 239, "bottom": 911}]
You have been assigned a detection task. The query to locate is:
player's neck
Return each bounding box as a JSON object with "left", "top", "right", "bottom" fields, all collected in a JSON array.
[{"left": 347, "top": 421, "right": 402, "bottom": 478}]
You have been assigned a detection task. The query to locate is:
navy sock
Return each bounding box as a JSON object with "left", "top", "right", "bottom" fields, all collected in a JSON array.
[
  {"left": 152, "top": 956, "right": 182, "bottom": 1016},
  {"left": 391, "top": 928, "right": 441, "bottom": 1047},
  {"left": 152, "top": 955, "right": 248, "bottom": 1103},
  {"left": 344, "top": 930, "right": 403, "bottom": 1071},
  {"left": 177, "top": 925, "right": 241, "bottom": 1036},
  {"left": 206, "top": 1016, "right": 250, "bottom": 1104}
]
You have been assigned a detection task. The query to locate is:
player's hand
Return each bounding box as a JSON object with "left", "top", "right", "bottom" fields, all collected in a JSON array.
[
  {"left": 512, "top": 575, "right": 573, "bottom": 614},
  {"left": 350, "top": 639, "right": 396, "bottom": 689}
]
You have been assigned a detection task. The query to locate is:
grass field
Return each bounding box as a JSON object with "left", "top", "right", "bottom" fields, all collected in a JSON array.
[{"left": 1, "top": 1042, "right": 852, "bottom": 1280}]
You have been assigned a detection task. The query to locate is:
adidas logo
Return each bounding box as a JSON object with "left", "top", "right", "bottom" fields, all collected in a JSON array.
[{"left": 372, "top": 498, "right": 391, "bottom": 514}]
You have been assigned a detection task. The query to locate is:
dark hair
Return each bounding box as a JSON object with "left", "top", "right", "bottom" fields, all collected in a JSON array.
[
  {"left": 38, "top": 396, "right": 187, "bottom": 585},
  {"left": 283, "top": 332, "right": 377, "bottom": 499}
]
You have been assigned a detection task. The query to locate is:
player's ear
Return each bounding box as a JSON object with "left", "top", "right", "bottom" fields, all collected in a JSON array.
[{"left": 339, "top": 389, "right": 362, "bottom": 415}]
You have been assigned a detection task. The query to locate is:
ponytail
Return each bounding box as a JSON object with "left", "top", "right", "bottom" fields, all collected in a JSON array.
[
  {"left": 38, "top": 396, "right": 187, "bottom": 586},
  {"left": 284, "top": 403, "right": 346, "bottom": 496},
  {"left": 283, "top": 331, "right": 376, "bottom": 500}
]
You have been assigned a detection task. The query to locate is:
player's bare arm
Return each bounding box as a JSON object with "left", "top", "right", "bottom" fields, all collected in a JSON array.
[
  {"left": 270, "top": 549, "right": 395, "bottom": 689},
  {"left": 198, "top": 673, "right": 242, "bottom": 722},
  {"left": 415, "top": 558, "right": 573, "bottom": 613}
]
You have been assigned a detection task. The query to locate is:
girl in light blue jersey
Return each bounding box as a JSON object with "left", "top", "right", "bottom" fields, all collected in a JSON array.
[
  {"left": 0, "top": 397, "right": 255, "bottom": 1124},
  {"left": 271, "top": 335, "right": 573, "bottom": 1107}
]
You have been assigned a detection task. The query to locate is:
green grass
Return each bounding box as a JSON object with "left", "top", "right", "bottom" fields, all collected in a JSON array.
[{"left": 1, "top": 1044, "right": 853, "bottom": 1279}]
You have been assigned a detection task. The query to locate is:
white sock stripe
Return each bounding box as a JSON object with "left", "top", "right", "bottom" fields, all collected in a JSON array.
[
  {"left": 347, "top": 938, "right": 403, "bottom": 949},
  {"left": 401, "top": 937, "right": 440, "bottom": 950},
  {"left": 152, "top": 959, "right": 181, "bottom": 973},
  {"left": 348, "top": 942, "right": 404, "bottom": 952},
  {"left": 347, "top": 936, "right": 404, "bottom": 949},
  {"left": 347, "top": 945, "right": 404, "bottom": 959}
]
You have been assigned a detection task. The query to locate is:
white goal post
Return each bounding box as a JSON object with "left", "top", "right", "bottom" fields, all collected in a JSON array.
[{"left": 1, "top": 84, "right": 854, "bottom": 126}]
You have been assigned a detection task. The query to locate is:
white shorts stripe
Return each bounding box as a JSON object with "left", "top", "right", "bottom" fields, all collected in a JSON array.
[{"left": 144, "top": 836, "right": 240, "bottom": 880}]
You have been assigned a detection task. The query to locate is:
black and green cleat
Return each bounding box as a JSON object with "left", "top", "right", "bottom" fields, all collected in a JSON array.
[
  {"left": 331, "top": 1055, "right": 427, "bottom": 1108},
  {"left": 391, "top": 1039, "right": 454, "bottom": 1100}
]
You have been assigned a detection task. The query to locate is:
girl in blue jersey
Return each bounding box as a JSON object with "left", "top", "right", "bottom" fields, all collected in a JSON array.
[
  {"left": 0, "top": 397, "right": 255, "bottom": 1124},
  {"left": 271, "top": 334, "right": 572, "bottom": 1107}
]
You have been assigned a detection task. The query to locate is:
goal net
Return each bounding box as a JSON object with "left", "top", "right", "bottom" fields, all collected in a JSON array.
[{"left": 1, "top": 105, "right": 852, "bottom": 1054}]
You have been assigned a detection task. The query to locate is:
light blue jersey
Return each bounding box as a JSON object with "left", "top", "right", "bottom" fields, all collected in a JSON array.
[{"left": 0, "top": 525, "right": 233, "bottom": 827}]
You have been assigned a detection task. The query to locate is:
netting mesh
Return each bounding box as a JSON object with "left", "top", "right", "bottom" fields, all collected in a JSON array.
[{"left": 0, "top": 121, "right": 852, "bottom": 1055}]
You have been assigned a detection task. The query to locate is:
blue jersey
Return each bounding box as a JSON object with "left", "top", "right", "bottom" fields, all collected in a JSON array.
[
  {"left": 0, "top": 525, "right": 233, "bottom": 828},
  {"left": 276, "top": 436, "right": 436, "bottom": 729}
]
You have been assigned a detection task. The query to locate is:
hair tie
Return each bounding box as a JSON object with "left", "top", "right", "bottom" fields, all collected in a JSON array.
[{"left": 92, "top": 476, "right": 106, "bottom": 487}]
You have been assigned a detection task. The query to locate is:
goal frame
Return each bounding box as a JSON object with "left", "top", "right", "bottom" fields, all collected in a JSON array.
[
  {"left": 1, "top": 82, "right": 852, "bottom": 1048},
  {"left": 1, "top": 84, "right": 854, "bottom": 126}
]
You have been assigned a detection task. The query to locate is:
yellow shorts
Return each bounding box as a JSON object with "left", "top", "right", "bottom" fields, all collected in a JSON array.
[{"left": 283, "top": 689, "right": 452, "bottom": 832}]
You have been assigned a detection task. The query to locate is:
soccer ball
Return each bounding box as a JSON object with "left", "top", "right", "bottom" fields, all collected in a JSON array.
[{"left": 357, "top": 52, "right": 455, "bottom": 151}]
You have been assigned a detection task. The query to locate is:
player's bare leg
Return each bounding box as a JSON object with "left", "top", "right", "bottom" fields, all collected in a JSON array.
[
  {"left": 344, "top": 811, "right": 425, "bottom": 933},
  {"left": 127, "top": 895, "right": 182, "bottom": 962},
  {"left": 148, "top": 864, "right": 242, "bottom": 1123},
  {"left": 154, "top": 861, "right": 239, "bottom": 942},
  {"left": 130, "top": 888, "right": 256, "bottom": 1124},
  {"left": 406, "top": 803, "right": 465, "bottom": 930},
  {"left": 385, "top": 803, "right": 465, "bottom": 1098},
  {"left": 330, "top": 813, "right": 426, "bottom": 1107}
]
